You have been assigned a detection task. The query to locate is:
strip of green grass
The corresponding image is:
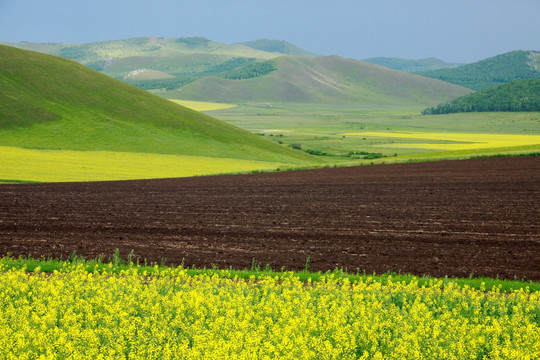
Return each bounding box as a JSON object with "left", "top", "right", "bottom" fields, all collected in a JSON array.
[
  {"left": 0, "top": 179, "right": 42, "bottom": 184},
  {"left": 1, "top": 253, "right": 537, "bottom": 293}
]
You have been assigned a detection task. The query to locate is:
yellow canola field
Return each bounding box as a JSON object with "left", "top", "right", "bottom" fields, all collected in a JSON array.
[
  {"left": 0, "top": 146, "right": 283, "bottom": 182},
  {"left": 0, "top": 265, "right": 538, "bottom": 360},
  {"left": 344, "top": 131, "right": 540, "bottom": 151},
  {"left": 170, "top": 100, "right": 237, "bottom": 111}
]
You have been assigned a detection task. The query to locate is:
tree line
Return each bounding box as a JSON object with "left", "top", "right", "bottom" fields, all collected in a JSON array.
[{"left": 422, "top": 79, "right": 540, "bottom": 114}]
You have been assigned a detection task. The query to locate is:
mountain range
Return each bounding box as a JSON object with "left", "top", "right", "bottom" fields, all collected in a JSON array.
[
  {"left": 3, "top": 37, "right": 540, "bottom": 108},
  {"left": 1, "top": 37, "right": 469, "bottom": 106},
  {"left": 363, "top": 57, "right": 462, "bottom": 73}
]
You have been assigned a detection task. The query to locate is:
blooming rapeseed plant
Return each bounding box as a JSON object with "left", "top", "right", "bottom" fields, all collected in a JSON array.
[{"left": 0, "top": 264, "right": 538, "bottom": 359}]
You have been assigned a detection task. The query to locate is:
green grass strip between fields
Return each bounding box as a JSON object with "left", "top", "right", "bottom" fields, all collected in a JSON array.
[{"left": 1, "top": 254, "right": 538, "bottom": 293}]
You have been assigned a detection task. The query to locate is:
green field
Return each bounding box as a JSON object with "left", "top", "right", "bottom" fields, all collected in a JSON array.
[{"left": 207, "top": 103, "right": 540, "bottom": 163}]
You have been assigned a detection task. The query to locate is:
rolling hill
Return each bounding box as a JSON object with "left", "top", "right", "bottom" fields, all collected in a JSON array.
[
  {"left": 1, "top": 37, "right": 279, "bottom": 64},
  {"left": 237, "top": 39, "right": 318, "bottom": 58},
  {"left": 419, "top": 50, "right": 540, "bottom": 90},
  {"left": 362, "top": 57, "right": 462, "bottom": 73},
  {"left": 0, "top": 37, "right": 291, "bottom": 89},
  {"left": 2, "top": 37, "right": 471, "bottom": 107},
  {"left": 422, "top": 79, "right": 540, "bottom": 114},
  {"left": 0, "top": 45, "right": 314, "bottom": 165},
  {"left": 170, "top": 55, "right": 472, "bottom": 105}
]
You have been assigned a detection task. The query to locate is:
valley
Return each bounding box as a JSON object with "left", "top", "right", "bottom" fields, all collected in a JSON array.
[
  {"left": 204, "top": 102, "right": 540, "bottom": 163},
  {"left": 4, "top": 38, "right": 538, "bottom": 178}
]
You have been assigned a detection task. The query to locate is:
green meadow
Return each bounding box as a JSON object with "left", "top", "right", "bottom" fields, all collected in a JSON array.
[{"left": 206, "top": 103, "right": 540, "bottom": 163}]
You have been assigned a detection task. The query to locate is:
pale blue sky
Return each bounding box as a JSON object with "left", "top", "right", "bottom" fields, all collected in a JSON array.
[{"left": 0, "top": 0, "right": 538, "bottom": 63}]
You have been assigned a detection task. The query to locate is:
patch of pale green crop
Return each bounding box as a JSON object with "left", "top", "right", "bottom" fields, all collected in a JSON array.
[
  {"left": 170, "top": 99, "right": 237, "bottom": 111},
  {"left": 0, "top": 146, "right": 286, "bottom": 182}
]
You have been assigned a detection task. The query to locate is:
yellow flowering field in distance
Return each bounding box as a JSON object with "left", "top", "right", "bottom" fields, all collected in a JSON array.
[
  {"left": 170, "top": 99, "right": 237, "bottom": 111},
  {"left": 0, "top": 146, "right": 285, "bottom": 183},
  {"left": 343, "top": 131, "right": 540, "bottom": 151},
  {"left": 0, "top": 265, "right": 538, "bottom": 359}
]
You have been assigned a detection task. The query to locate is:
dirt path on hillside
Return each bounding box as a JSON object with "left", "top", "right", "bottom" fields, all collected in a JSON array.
[{"left": 1, "top": 157, "right": 539, "bottom": 281}]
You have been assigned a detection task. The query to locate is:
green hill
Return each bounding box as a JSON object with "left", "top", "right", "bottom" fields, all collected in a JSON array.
[
  {"left": 422, "top": 79, "right": 540, "bottom": 114},
  {"left": 419, "top": 50, "right": 540, "bottom": 90},
  {"left": 0, "top": 44, "right": 314, "bottom": 165},
  {"left": 169, "top": 55, "right": 472, "bottom": 105},
  {"left": 237, "top": 39, "right": 318, "bottom": 58},
  {"left": 0, "top": 37, "right": 285, "bottom": 92},
  {"left": 363, "top": 57, "right": 462, "bottom": 73},
  {"left": 1, "top": 37, "right": 278, "bottom": 64},
  {"left": 1, "top": 38, "right": 470, "bottom": 106}
]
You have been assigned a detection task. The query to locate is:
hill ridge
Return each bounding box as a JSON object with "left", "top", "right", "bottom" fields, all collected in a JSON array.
[
  {"left": 236, "top": 39, "right": 318, "bottom": 58},
  {"left": 363, "top": 56, "right": 462, "bottom": 73},
  {"left": 419, "top": 50, "right": 540, "bottom": 90},
  {"left": 172, "top": 55, "right": 472, "bottom": 105}
]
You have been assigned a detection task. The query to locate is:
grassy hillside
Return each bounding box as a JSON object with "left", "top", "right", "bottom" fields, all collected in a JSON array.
[
  {"left": 363, "top": 57, "right": 462, "bottom": 73},
  {"left": 419, "top": 50, "right": 540, "bottom": 90},
  {"left": 168, "top": 55, "right": 472, "bottom": 105},
  {"left": 237, "top": 39, "right": 318, "bottom": 58},
  {"left": 422, "top": 79, "right": 540, "bottom": 114},
  {"left": 0, "top": 45, "right": 317, "bottom": 181},
  {"left": 1, "top": 37, "right": 278, "bottom": 63},
  {"left": 1, "top": 38, "right": 469, "bottom": 105},
  {"left": 0, "top": 37, "right": 286, "bottom": 93}
]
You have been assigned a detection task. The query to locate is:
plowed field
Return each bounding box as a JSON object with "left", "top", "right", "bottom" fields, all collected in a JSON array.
[{"left": 1, "top": 157, "right": 539, "bottom": 280}]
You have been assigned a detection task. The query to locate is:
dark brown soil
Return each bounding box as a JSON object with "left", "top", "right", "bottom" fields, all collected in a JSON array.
[{"left": 1, "top": 157, "right": 539, "bottom": 281}]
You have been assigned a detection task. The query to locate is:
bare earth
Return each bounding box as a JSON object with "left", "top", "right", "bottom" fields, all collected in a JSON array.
[{"left": 1, "top": 157, "right": 539, "bottom": 281}]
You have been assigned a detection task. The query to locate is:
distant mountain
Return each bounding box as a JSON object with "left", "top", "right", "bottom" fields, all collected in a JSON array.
[
  {"left": 0, "top": 37, "right": 284, "bottom": 85},
  {"left": 363, "top": 57, "right": 462, "bottom": 73},
  {"left": 237, "top": 39, "right": 318, "bottom": 58},
  {"left": 1, "top": 37, "right": 278, "bottom": 63},
  {"left": 173, "top": 55, "right": 472, "bottom": 105},
  {"left": 419, "top": 50, "right": 540, "bottom": 90},
  {"left": 0, "top": 37, "right": 471, "bottom": 106},
  {"left": 422, "top": 79, "right": 540, "bottom": 114},
  {"left": 0, "top": 44, "right": 313, "bottom": 164}
]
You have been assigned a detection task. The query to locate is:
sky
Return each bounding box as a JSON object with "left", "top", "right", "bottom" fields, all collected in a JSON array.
[{"left": 0, "top": 0, "right": 539, "bottom": 63}]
